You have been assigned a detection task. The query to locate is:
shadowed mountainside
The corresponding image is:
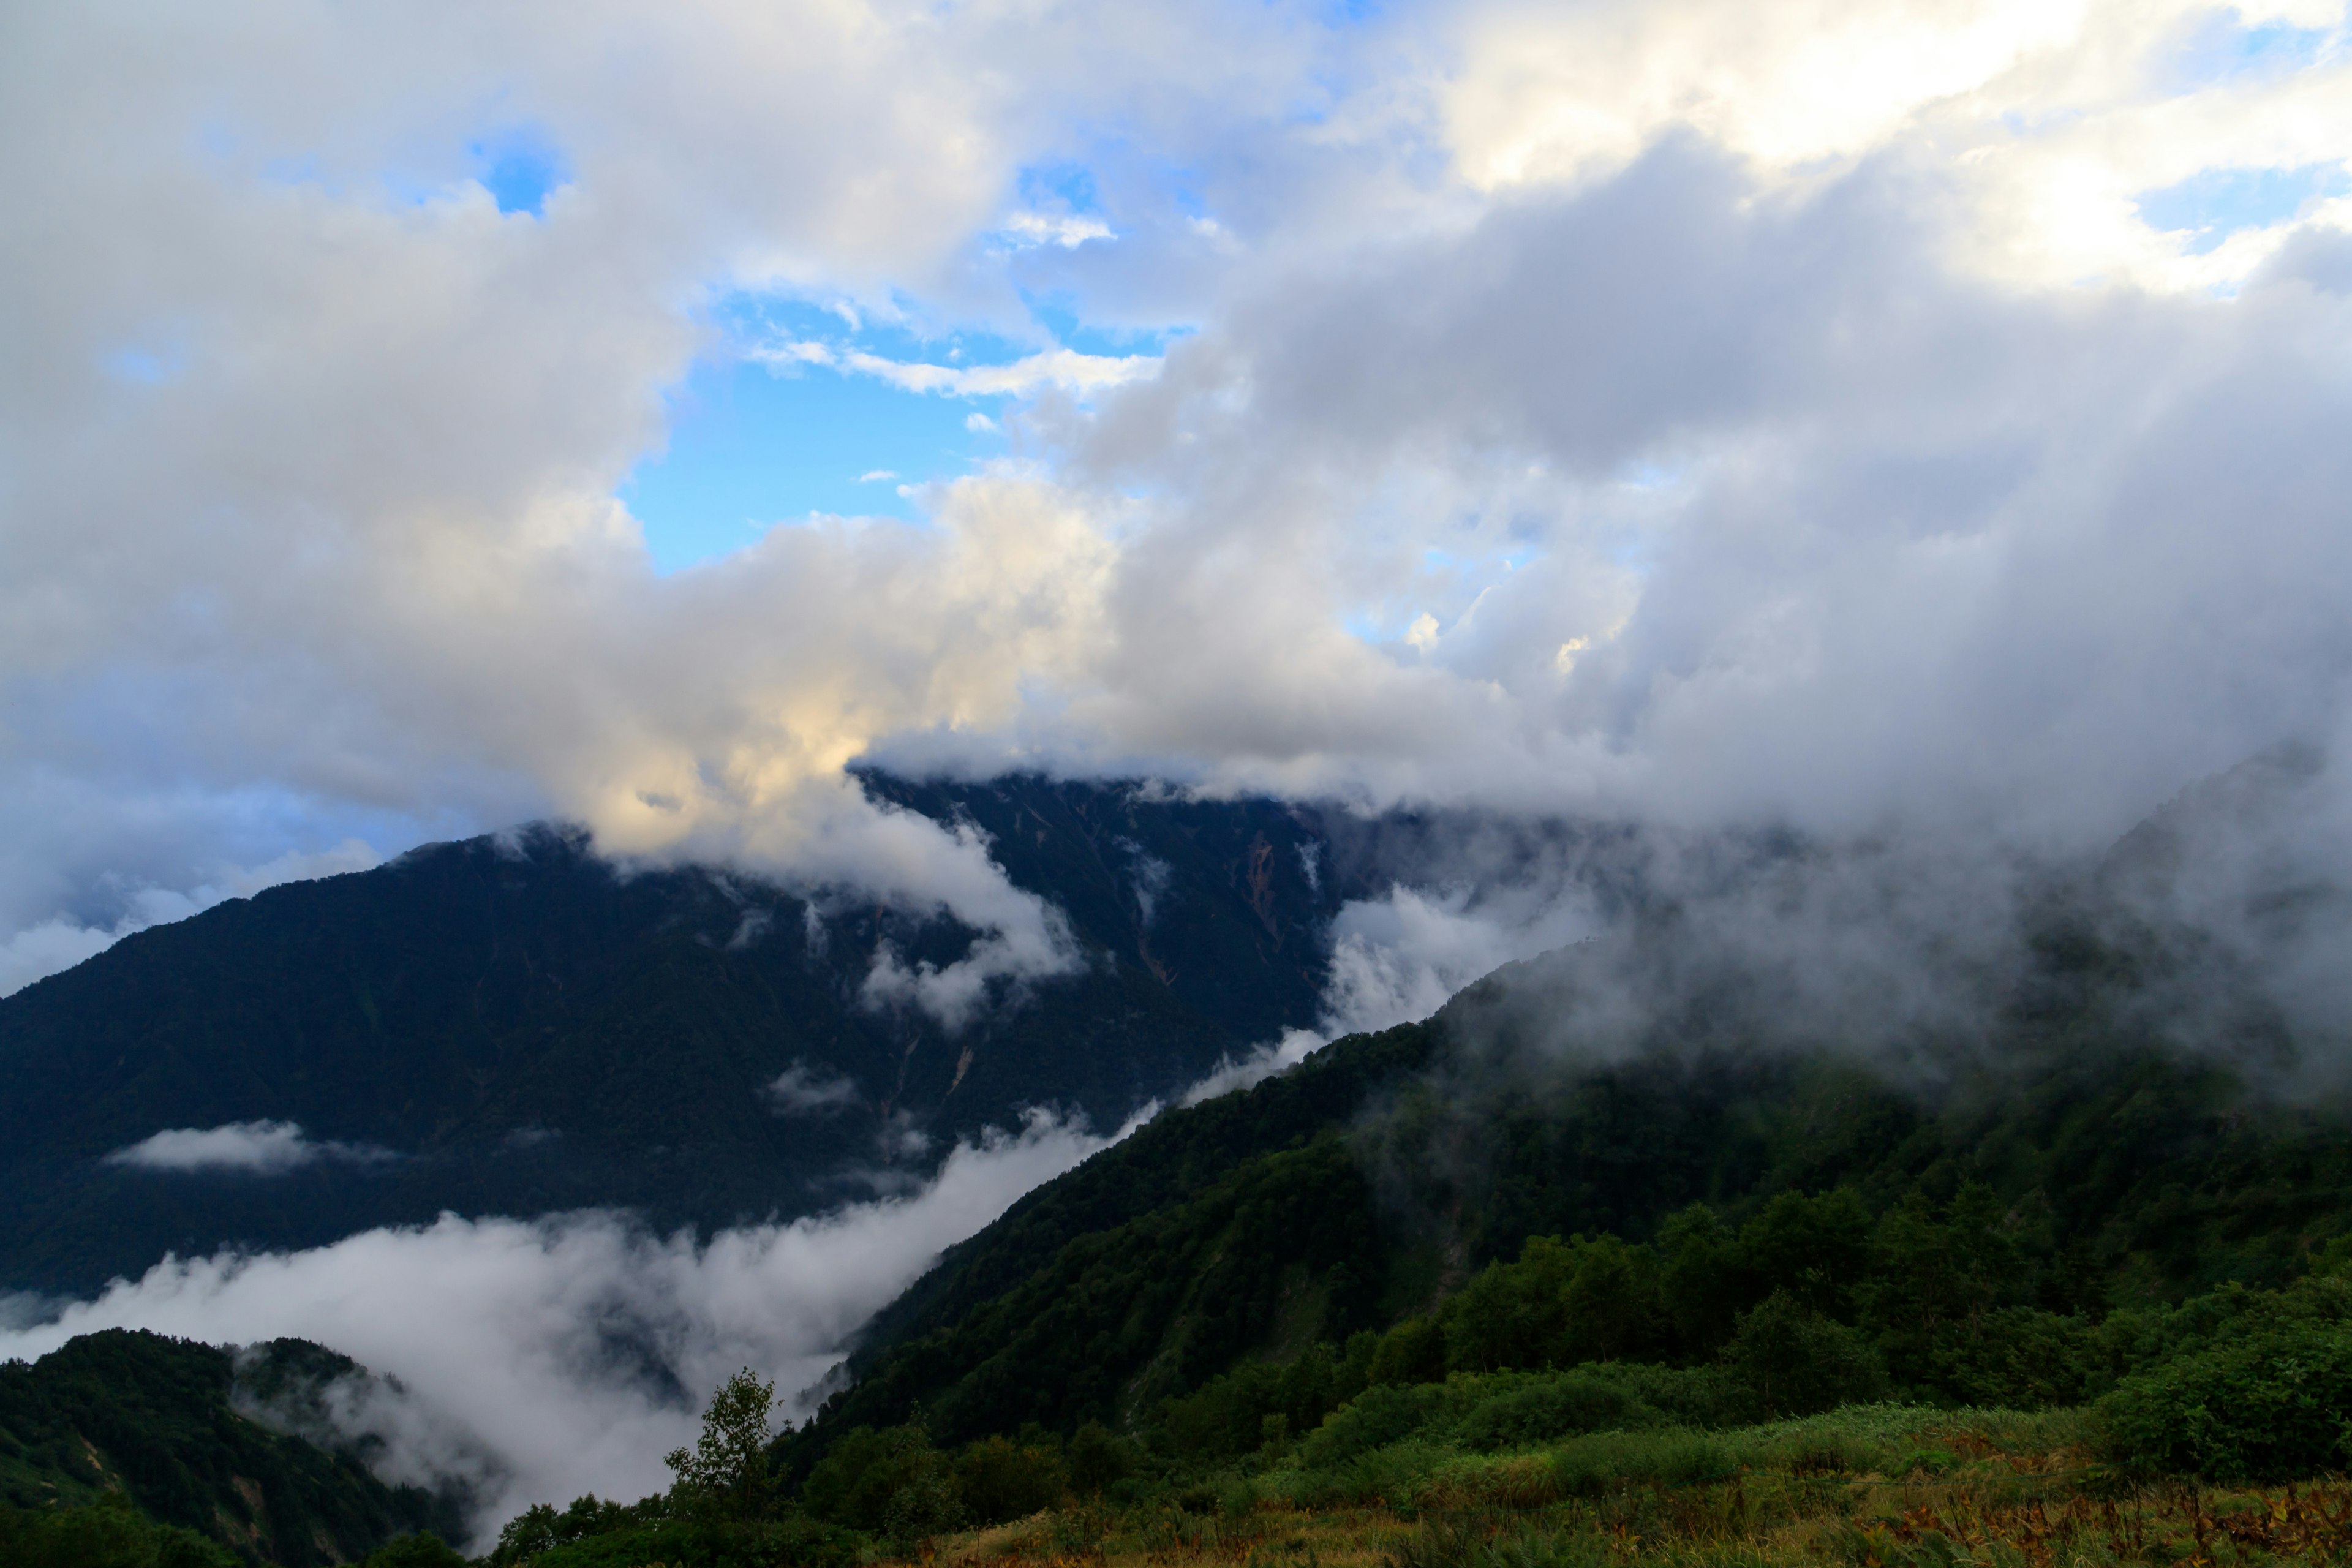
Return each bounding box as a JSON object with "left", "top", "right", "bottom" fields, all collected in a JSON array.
[{"left": 0, "top": 1328, "right": 450, "bottom": 1565}]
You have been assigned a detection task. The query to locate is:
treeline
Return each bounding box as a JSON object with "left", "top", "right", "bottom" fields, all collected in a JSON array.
[{"left": 492, "top": 1236, "right": 2352, "bottom": 1567}]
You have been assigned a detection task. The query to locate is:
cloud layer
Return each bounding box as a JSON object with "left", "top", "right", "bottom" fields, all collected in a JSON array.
[
  {"left": 9, "top": 1, "right": 2352, "bottom": 995},
  {"left": 1, "top": 1110, "right": 1132, "bottom": 1547}
]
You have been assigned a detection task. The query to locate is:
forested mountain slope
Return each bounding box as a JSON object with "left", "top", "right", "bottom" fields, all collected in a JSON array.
[
  {"left": 781, "top": 758, "right": 2352, "bottom": 1469},
  {"left": 0, "top": 1329, "right": 449, "bottom": 1566},
  {"left": 0, "top": 776, "right": 1370, "bottom": 1293}
]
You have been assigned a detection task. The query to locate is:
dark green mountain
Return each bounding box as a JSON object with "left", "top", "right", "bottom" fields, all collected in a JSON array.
[
  {"left": 779, "top": 767, "right": 2352, "bottom": 1469},
  {"left": 0, "top": 1329, "right": 449, "bottom": 1565},
  {"left": 0, "top": 775, "right": 1379, "bottom": 1293}
]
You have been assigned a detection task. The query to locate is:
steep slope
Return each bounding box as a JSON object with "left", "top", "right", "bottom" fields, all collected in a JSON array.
[
  {"left": 0, "top": 777, "right": 1352, "bottom": 1293},
  {"left": 780, "top": 780, "right": 2352, "bottom": 1464},
  {"left": 0, "top": 1329, "right": 448, "bottom": 1565}
]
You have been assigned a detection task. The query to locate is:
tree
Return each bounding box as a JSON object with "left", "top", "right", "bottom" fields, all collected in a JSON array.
[
  {"left": 1067, "top": 1421, "right": 1136, "bottom": 1496},
  {"left": 1724, "top": 1290, "right": 1885, "bottom": 1417},
  {"left": 664, "top": 1368, "right": 777, "bottom": 1519}
]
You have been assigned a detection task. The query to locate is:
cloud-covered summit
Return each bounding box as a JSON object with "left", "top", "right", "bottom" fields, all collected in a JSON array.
[{"left": 4, "top": 0, "right": 2351, "bottom": 989}]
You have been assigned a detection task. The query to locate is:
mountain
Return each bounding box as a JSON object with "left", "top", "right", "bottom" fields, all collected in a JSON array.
[
  {"left": 0, "top": 771, "right": 1626, "bottom": 1294},
  {"left": 0, "top": 776, "right": 1353, "bottom": 1293},
  {"left": 0, "top": 1328, "right": 450, "bottom": 1565},
  {"left": 776, "top": 774, "right": 2352, "bottom": 1470}
]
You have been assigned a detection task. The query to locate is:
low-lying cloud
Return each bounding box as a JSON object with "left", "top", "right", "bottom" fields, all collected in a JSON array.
[
  {"left": 104, "top": 1120, "right": 396, "bottom": 1176},
  {"left": 766, "top": 1063, "right": 862, "bottom": 1116},
  {"left": 1, "top": 1109, "right": 1135, "bottom": 1548}
]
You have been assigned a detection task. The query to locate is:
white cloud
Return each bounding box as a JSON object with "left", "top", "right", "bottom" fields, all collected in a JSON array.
[
  {"left": 7, "top": 0, "right": 2352, "bottom": 1046},
  {"left": 103, "top": 1120, "right": 395, "bottom": 1176},
  {"left": 766, "top": 1063, "right": 861, "bottom": 1115},
  {"left": 842, "top": 346, "right": 1161, "bottom": 399},
  {"left": 2, "top": 1109, "right": 1137, "bottom": 1548},
  {"left": 998, "top": 211, "right": 1117, "bottom": 249},
  {"left": 1, "top": 842, "right": 380, "bottom": 998}
]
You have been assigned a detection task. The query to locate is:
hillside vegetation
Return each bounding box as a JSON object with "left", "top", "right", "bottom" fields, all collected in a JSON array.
[{"left": 0, "top": 1329, "right": 453, "bottom": 1566}]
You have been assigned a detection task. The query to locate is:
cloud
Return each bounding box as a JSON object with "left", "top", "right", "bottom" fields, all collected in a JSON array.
[
  {"left": 1, "top": 1109, "right": 1137, "bottom": 1548},
  {"left": 2, "top": 842, "right": 381, "bottom": 997},
  {"left": 816, "top": 344, "right": 1161, "bottom": 398},
  {"left": 766, "top": 1063, "right": 862, "bottom": 1115},
  {"left": 103, "top": 1120, "right": 396, "bottom": 1176},
  {"left": 998, "top": 211, "right": 1117, "bottom": 250},
  {"left": 9, "top": 0, "right": 2352, "bottom": 1045}
]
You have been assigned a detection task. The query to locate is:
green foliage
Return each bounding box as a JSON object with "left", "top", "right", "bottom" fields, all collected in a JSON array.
[
  {"left": 0, "top": 1329, "right": 446, "bottom": 1566},
  {"left": 1721, "top": 1291, "right": 1887, "bottom": 1418},
  {"left": 1367, "top": 1318, "right": 1449, "bottom": 1389},
  {"left": 1550, "top": 1428, "right": 1736, "bottom": 1496},
  {"left": 664, "top": 1369, "right": 777, "bottom": 1520},
  {"left": 955, "top": 1435, "right": 1065, "bottom": 1524},
  {"left": 0, "top": 1493, "right": 238, "bottom": 1568},
  {"left": 1067, "top": 1422, "right": 1137, "bottom": 1496},
  {"left": 2101, "top": 1320, "right": 2352, "bottom": 1480},
  {"left": 1161, "top": 1344, "right": 1368, "bottom": 1461},
  {"left": 360, "top": 1532, "right": 467, "bottom": 1567},
  {"left": 1441, "top": 1236, "right": 1665, "bottom": 1373},
  {"left": 799, "top": 1425, "right": 959, "bottom": 1535}
]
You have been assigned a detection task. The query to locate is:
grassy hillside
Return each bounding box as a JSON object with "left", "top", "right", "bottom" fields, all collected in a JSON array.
[{"left": 0, "top": 1329, "right": 450, "bottom": 1565}]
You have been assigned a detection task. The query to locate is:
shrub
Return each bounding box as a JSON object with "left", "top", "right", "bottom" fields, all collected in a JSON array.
[
  {"left": 799, "top": 1423, "right": 959, "bottom": 1531},
  {"left": 2101, "top": 1321, "right": 2352, "bottom": 1481},
  {"left": 955, "top": 1434, "right": 1065, "bottom": 1524},
  {"left": 1068, "top": 1420, "right": 1137, "bottom": 1495},
  {"left": 362, "top": 1534, "right": 468, "bottom": 1568},
  {"left": 1724, "top": 1291, "right": 1885, "bottom": 1417},
  {"left": 1450, "top": 1373, "right": 1660, "bottom": 1451},
  {"left": 0, "top": 1496, "right": 237, "bottom": 1568},
  {"left": 1370, "top": 1317, "right": 1450, "bottom": 1387},
  {"left": 1550, "top": 1428, "right": 1735, "bottom": 1496},
  {"left": 1298, "top": 1382, "right": 1451, "bottom": 1468}
]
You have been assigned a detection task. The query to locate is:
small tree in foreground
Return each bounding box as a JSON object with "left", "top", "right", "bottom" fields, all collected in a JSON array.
[{"left": 665, "top": 1368, "right": 778, "bottom": 1518}]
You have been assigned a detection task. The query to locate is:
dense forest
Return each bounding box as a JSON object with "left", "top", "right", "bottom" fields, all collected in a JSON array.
[{"left": 0, "top": 1329, "right": 453, "bottom": 1566}]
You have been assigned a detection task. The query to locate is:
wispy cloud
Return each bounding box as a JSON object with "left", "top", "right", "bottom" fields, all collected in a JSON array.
[
  {"left": 104, "top": 1120, "right": 397, "bottom": 1176},
  {"left": 997, "top": 211, "right": 1115, "bottom": 250},
  {"left": 766, "top": 1062, "right": 861, "bottom": 1115},
  {"left": 749, "top": 338, "right": 1159, "bottom": 399}
]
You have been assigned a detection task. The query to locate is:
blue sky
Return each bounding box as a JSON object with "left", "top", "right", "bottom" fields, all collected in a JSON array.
[
  {"left": 624, "top": 355, "right": 1012, "bottom": 573},
  {"left": 623, "top": 288, "right": 1179, "bottom": 573}
]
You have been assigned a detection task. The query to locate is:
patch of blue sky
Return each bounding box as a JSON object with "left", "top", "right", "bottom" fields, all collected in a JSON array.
[
  {"left": 716, "top": 291, "right": 1049, "bottom": 371},
  {"left": 2160, "top": 11, "right": 2336, "bottom": 92},
  {"left": 622, "top": 353, "right": 1011, "bottom": 575},
  {"left": 1020, "top": 291, "right": 1193, "bottom": 357},
  {"left": 241, "top": 121, "right": 569, "bottom": 216},
  {"left": 467, "top": 124, "right": 568, "bottom": 216},
  {"left": 102, "top": 344, "right": 183, "bottom": 386},
  {"left": 2137, "top": 162, "right": 2351, "bottom": 254},
  {"left": 1017, "top": 161, "right": 1106, "bottom": 216}
]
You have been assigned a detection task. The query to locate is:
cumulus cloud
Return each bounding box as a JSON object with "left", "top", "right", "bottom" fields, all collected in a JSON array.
[
  {"left": 104, "top": 1120, "right": 396, "bottom": 1176},
  {"left": 8, "top": 0, "right": 2352, "bottom": 1035},
  {"left": 1, "top": 1110, "right": 1134, "bottom": 1548}
]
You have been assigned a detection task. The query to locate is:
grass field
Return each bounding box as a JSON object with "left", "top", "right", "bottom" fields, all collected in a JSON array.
[{"left": 897, "top": 1408, "right": 2352, "bottom": 1568}]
